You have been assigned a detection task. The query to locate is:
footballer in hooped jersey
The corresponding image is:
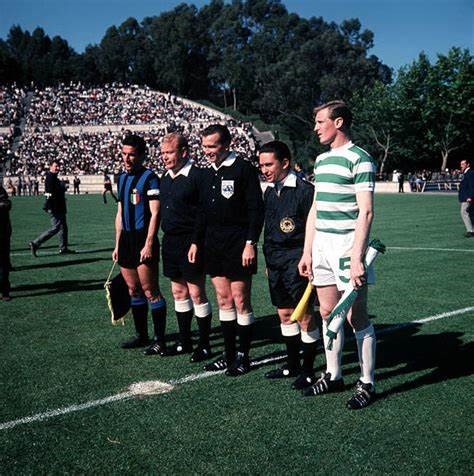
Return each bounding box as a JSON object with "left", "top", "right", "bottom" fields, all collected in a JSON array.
[{"left": 298, "top": 101, "right": 378, "bottom": 409}]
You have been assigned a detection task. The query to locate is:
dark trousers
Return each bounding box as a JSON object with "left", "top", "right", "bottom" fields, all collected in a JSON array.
[
  {"left": 0, "top": 252, "right": 10, "bottom": 296},
  {"left": 103, "top": 190, "right": 118, "bottom": 204},
  {"left": 32, "top": 211, "right": 68, "bottom": 250}
]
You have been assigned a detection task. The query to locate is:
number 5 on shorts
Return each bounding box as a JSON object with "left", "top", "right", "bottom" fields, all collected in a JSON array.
[{"left": 339, "top": 257, "right": 350, "bottom": 284}]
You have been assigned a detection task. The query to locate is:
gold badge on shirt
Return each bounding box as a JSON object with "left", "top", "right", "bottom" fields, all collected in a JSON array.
[{"left": 280, "top": 217, "right": 295, "bottom": 233}]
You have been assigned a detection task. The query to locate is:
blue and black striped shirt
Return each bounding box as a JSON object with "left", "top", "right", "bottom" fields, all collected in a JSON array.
[{"left": 117, "top": 167, "right": 160, "bottom": 232}]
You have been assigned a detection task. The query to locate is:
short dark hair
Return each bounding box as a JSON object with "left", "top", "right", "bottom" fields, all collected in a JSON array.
[
  {"left": 50, "top": 159, "right": 60, "bottom": 167},
  {"left": 313, "top": 100, "right": 352, "bottom": 129},
  {"left": 259, "top": 140, "right": 292, "bottom": 163},
  {"left": 201, "top": 124, "right": 232, "bottom": 147},
  {"left": 122, "top": 134, "right": 146, "bottom": 156}
]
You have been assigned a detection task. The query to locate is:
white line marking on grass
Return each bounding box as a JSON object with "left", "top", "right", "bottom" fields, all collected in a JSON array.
[
  {"left": 370, "top": 307, "right": 474, "bottom": 339},
  {"left": 0, "top": 373, "right": 223, "bottom": 431},
  {"left": 0, "top": 392, "right": 132, "bottom": 430},
  {"left": 388, "top": 246, "right": 474, "bottom": 253},
  {"left": 1, "top": 306, "right": 473, "bottom": 431}
]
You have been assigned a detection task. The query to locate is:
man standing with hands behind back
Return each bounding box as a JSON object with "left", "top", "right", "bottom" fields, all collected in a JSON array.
[
  {"left": 459, "top": 159, "right": 474, "bottom": 237},
  {"left": 189, "top": 124, "right": 264, "bottom": 376}
]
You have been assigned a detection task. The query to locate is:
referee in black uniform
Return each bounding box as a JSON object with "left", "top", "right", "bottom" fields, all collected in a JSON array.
[
  {"left": 189, "top": 124, "right": 264, "bottom": 376},
  {"left": 159, "top": 132, "right": 213, "bottom": 362},
  {"left": 112, "top": 134, "right": 167, "bottom": 354},
  {"left": 259, "top": 141, "right": 320, "bottom": 389}
]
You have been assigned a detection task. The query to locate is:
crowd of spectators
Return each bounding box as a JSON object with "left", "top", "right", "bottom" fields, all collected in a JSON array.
[
  {"left": 10, "top": 125, "right": 256, "bottom": 176},
  {"left": 0, "top": 84, "right": 26, "bottom": 127},
  {"left": 0, "top": 134, "right": 14, "bottom": 161},
  {"left": 26, "top": 83, "right": 225, "bottom": 130},
  {"left": 407, "top": 169, "right": 464, "bottom": 192},
  {"left": 2, "top": 82, "right": 257, "bottom": 176},
  {"left": 3, "top": 175, "right": 40, "bottom": 196}
]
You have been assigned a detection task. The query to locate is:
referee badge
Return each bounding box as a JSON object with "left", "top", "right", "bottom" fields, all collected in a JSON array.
[
  {"left": 280, "top": 217, "right": 295, "bottom": 233},
  {"left": 221, "top": 180, "right": 234, "bottom": 199},
  {"left": 130, "top": 188, "right": 141, "bottom": 205}
]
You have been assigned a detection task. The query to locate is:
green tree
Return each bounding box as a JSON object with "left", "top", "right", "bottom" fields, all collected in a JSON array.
[
  {"left": 395, "top": 48, "right": 473, "bottom": 171},
  {"left": 0, "top": 40, "right": 20, "bottom": 83},
  {"left": 351, "top": 81, "right": 400, "bottom": 173},
  {"left": 393, "top": 52, "right": 433, "bottom": 170},
  {"left": 424, "top": 47, "right": 473, "bottom": 170},
  {"left": 143, "top": 3, "right": 210, "bottom": 96}
]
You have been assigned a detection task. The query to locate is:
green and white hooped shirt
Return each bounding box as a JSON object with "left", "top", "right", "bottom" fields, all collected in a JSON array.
[{"left": 313, "top": 141, "right": 376, "bottom": 234}]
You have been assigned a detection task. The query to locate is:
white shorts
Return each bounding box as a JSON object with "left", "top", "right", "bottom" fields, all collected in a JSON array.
[{"left": 311, "top": 231, "right": 375, "bottom": 291}]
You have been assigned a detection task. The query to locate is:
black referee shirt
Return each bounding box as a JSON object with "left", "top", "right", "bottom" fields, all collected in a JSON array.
[
  {"left": 263, "top": 171, "right": 314, "bottom": 250},
  {"left": 197, "top": 153, "right": 264, "bottom": 242},
  {"left": 160, "top": 161, "right": 202, "bottom": 240}
]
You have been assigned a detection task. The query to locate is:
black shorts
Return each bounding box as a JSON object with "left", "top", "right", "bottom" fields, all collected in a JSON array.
[
  {"left": 264, "top": 246, "right": 308, "bottom": 309},
  {"left": 104, "top": 183, "right": 112, "bottom": 191},
  {"left": 162, "top": 233, "right": 204, "bottom": 281},
  {"left": 118, "top": 229, "right": 159, "bottom": 269},
  {"left": 204, "top": 226, "right": 257, "bottom": 280}
]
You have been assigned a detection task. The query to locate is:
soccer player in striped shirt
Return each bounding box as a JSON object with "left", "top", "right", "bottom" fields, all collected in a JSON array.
[
  {"left": 298, "top": 101, "right": 377, "bottom": 409},
  {"left": 113, "top": 135, "right": 167, "bottom": 354}
]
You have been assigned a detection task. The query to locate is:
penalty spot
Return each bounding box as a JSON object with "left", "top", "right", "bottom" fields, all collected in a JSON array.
[{"left": 128, "top": 380, "right": 174, "bottom": 396}]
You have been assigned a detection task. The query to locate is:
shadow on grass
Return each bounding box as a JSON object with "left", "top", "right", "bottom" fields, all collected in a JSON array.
[
  {"left": 109, "top": 312, "right": 474, "bottom": 396},
  {"left": 12, "top": 278, "right": 106, "bottom": 297},
  {"left": 184, "top": 314, "right": 295, "bottom": 366},
  {"left": 13, "top": 257, "right": 110, "bottom": 271},
  {"left": 342, "top": 323, "right": 473, "bottom": 398},
  {"left": 11, "top": 244, "right": 112, "bottom": 255},
  {"left": 10, "top": 242, "right": 89, "bottom": 252},
  {"left": 74, "top": 247, "right": 114, "bottom": 255}
]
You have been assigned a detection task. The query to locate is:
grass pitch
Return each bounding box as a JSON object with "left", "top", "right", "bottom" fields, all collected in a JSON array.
[{"left": 0, "top": 193, "right": 473, "bottom": 475}]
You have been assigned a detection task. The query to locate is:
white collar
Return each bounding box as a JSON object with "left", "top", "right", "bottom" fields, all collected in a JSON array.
[
  {"left": 267, "top": 170, "right": 297, "bottom": 189},
  {"left": 211, "top": 152, "right": 236, "bottom": 170},
  {"left": 330, "top": 140, "right": 353, "bottom": 152},
  {"left": 166, "top": 160, "right": 192, "bottom": 179}
]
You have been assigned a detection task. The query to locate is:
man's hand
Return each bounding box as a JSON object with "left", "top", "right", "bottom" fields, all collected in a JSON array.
[
  {"left": 139, "top": 243, "right": 153, "bottom": 263},
  {"left": 188, "top": 244, "right": 198, "bottom": 263},
  {"left": 242, "top": 243, "right": 255, "bottom": 267},
  {"left": 298, "top": 252, "right": 313, "bottom": 280},
  {"left": 112, "top": 248, "right": 119, "bottom": 262},
  {"left": 350, "top": 258, "right": 366, "bottom": 289}
]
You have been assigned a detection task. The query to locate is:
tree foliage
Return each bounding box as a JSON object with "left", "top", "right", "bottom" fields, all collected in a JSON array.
[{"left": 351, "top": 48, "right": 473, "bottom": 171}]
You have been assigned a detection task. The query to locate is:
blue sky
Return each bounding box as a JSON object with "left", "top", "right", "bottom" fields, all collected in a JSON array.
[{"left": 0, "top": 0, "right": 472, "bottom": 71}]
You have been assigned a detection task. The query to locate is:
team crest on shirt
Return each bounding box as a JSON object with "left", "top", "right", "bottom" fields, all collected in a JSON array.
[
  {"left": 130, "top": 188, "right": 140, "bottom": 205},
  {"left": 221, "top": 180, "right": 234, "bottom": 199},
  {"left": 280, "top": 217, "right": 295, "bottom": 233}
]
